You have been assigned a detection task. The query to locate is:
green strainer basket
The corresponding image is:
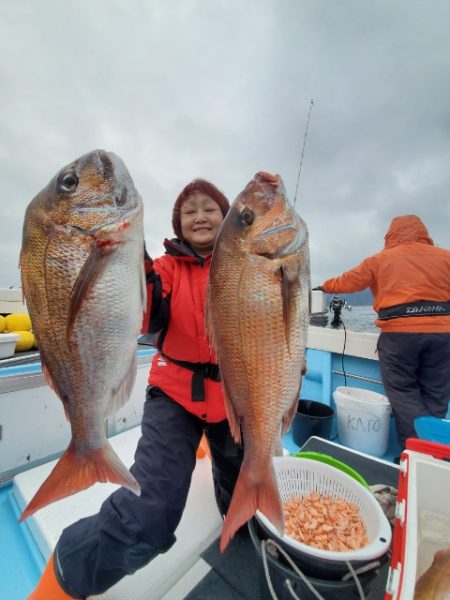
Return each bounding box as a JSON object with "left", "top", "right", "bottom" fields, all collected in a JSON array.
[{"left": 292, "top": 450, "right": 369, "bottom": 488}]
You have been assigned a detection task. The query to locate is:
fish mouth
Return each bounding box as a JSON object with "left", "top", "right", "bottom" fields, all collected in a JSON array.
[
  {"left": 56, "top": 149, "right": 143, "bottom": 237},
  {"left": 76, "top": 195, "right": 129, "bottom": 213},
  {"left": 259, "top": 221, "right": 298, "bottom": 239},
  {"left": 255, "top": 171, "right": 280, "bottom": 185},
  {"left": 257, "top": 217, "right": 307, "bottom": 258},
  {"left": 75, "top": 150, "right": 137, "bottom": 216},
  {"left": 73, "top": 195, "right": 142, "bottom": 236},
  {"left": 95, "top": 151, "right": 132, "bottom": 210}
]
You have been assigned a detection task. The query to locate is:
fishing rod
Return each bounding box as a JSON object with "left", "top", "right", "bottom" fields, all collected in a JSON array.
[{"left": 293, "top": 98, "right": 314, "bottom": 206}]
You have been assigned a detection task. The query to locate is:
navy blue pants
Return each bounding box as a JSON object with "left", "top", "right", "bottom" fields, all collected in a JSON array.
[
  {"left": 55, "top": 387, "right": 244, "bottom": 598},
  {"left": 377, "top": 332, "right": 450, "bottom": 449}
]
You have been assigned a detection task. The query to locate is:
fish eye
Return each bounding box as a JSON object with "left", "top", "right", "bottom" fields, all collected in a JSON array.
[
  {"left": 57, "top": 173, "right": 79, "bottom": 193},
  {"left": 241, "top": 208, "right": 255, "bottom": 226}
]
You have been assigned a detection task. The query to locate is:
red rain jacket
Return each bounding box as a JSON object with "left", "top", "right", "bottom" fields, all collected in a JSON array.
[
  {"left": 322, "top": 215, "right": 450, "bottom": 332},
  {"left": 142, "top": 239, "right": 226, "bottom": 422}
]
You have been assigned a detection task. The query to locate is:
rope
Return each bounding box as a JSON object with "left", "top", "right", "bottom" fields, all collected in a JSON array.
[
  {"left": 341, "top": 559, "right": 381, "bottom": 581},
  {"left": 261, "top": 538, "right": 327, "bottom": 600},
  {"left": 344, "top": 560, "right": 367, "bottom": 600},
  {"left": 261, "top": 538, "right": 372, "bottom": 600},
  {"left": 261, "top": 539, "right": 280, "bottom": 600}
]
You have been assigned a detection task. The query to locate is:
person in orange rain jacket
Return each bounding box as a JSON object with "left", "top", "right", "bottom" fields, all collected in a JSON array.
[
  {"left": 316, "top": 215, "right": 450, "bottom": 451},
  {"left": 29, "top": 179, "right": 244, "bottom": 599}
]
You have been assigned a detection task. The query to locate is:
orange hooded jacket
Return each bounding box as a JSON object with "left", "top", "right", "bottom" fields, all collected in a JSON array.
[{"left": 322, "top": 215, "right": 450, "bottom": 332}]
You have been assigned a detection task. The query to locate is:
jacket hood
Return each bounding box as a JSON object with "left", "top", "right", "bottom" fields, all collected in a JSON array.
[{"left": 384, "top": 215, "right": 434, "bottom": 249}]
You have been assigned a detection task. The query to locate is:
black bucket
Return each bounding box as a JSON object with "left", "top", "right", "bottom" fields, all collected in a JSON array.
[
  {"left": 292, "top": 399, "right": 335, "bottom": 447},
  {"left": 248, "top": 518, "right": 379, "bottom": 600}
]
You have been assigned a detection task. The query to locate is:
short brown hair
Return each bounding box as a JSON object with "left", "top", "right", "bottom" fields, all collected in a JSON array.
[{"left": 172, "top": 179, "right": 229, "bottom": 239}]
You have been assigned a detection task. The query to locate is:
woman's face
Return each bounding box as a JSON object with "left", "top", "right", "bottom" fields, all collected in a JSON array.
[{"left": 180, "top": 193, "right": 224, "bottom": 256}]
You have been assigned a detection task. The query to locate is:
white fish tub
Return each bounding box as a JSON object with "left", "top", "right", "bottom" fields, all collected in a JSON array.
[
  {"left": 0, "top": 333, "right": 20, "bottom": 359},
  {"left": 0, "top": 287, "right": 28, "bottom": 314}
]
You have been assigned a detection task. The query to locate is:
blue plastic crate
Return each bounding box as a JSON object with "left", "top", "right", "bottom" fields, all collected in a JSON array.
[{"left": 414, "top": 416, "right": 450, "bottom": 446}]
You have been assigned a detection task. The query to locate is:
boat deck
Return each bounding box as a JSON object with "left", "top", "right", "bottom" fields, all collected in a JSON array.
[
  {"left": 3, "top": 427, "right": 399, "bottom": 600},
  {"left": 0, "top": 330, "right": 405, "bottom": 598},
  {"left": 186, "top": 436, "right": 399, "bottom": 600}
]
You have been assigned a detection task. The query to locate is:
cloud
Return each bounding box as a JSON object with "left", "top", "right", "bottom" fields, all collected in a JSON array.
[{"left": 1, "top": 0, "right": 449, "bottom": 288}]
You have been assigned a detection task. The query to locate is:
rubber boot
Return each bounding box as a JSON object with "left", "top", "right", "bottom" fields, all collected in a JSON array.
[
  {"left": 28, "top": 552, "right": 76, "bottom": 599},
  {"left": 196, "top": 434, "right": 211, "bottom": 459}
]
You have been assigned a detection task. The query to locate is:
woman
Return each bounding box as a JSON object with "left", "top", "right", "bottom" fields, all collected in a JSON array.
[{"left": 30, "top": 179, "right": 244, "bottom": 599}]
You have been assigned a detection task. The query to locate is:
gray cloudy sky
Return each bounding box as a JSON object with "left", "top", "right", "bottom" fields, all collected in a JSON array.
[{"left": 1, "top": 0, "right": 449, "bottom": 288}]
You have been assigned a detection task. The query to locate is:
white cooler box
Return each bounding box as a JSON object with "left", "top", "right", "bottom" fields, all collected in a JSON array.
[{"left": 384, "top": 439, "right": 450, "bottom": 599}]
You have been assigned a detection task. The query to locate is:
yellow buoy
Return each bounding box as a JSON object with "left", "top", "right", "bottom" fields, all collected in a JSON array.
[
  {"left": 6, "top": 313, "right": 32, "bottom": 332},
  {"left": 12, "top": 330, "right": 35, "bottom": 352},
  {"left": 32, "top": 332, "right": 39, "bottom": 349},
  {"left": 0, "top": 315, "right": 6, "bottom": 332}
]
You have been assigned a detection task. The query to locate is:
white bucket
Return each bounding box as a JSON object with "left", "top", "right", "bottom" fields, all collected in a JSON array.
[{"left": 333, "top": 386, "right": 392, "bottom": 457}]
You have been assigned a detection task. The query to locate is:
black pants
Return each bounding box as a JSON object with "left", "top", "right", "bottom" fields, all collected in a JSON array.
[
  {"left": 55, "top": 387, "right": 244, "bottom": 598},
  {"left": 377, "top": 332, "right": 450, "bottom": 449}
]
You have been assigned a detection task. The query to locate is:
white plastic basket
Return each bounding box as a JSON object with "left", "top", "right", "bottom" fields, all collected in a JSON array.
[
  {"left": 0, "top": 333, "right": 19, "bottom": 359},
  {"left": 256, "top": 456, "right": 392, "bottom": 562}
]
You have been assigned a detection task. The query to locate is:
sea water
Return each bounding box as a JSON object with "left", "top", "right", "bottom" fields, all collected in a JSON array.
[
  {"left": 338, "top": 305, "right": 378, "bottom": 333},
  {"left": 319, "top": 304, "right": 378, "bottom": 334}
]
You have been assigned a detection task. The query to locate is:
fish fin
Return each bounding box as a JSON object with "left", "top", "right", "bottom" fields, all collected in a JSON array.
[
  {"left": 108, "top": 353, "right": 137, "bottom": 414},
  {"left": 222, "top": 383, "right": 242, "bottom": 444},
  {"left": 19, "top": 261, "right": 26, "bottom": 303},
  {"left": 204, "top": 290, "right": 217, "bottom": 354},
  {"left": 280, "top": 266, "right": 290, "bottom": 350},
  {"left": 273, "top": 434, "right": 284, "bottom": 457},
  {"left": 140, "top": 257, "right": 147, "bottom": 321},
  {"left": 19, "top": 440, "right": 140, "bottom": 522},
  {"left": 220, "top": 460, "right": 283, "bottom": 552},
  {"left": 40, "top": 352, "right": 71, "bottom": 420},
  {"left": 67, "top": 243, "right": 116, "bottom": 337},
  {"left": 280, "top": 264, "right": 299, "bottom": 356},
  {"left": 282, "top": 396, "right": 300, "bottom": 435},
  {"left": 40, "top": 353, "right": 57, "bottom": 394}
]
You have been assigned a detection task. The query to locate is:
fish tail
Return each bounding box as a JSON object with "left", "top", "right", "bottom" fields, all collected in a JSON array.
[
  {"left": 19, "top": 441, "right": 140, "bottom": 521},
  {"left": 219, "top": 460, "right": 283, "bottom": 552}
]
